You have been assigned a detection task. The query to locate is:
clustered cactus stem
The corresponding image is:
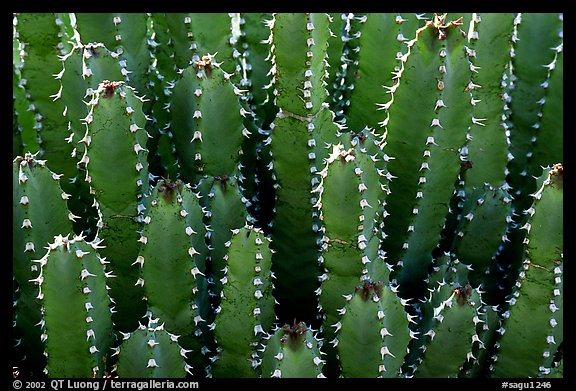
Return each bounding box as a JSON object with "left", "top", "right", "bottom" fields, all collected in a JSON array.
[{"left": 13, "top": 12, "right": 562, "bottom": 379}]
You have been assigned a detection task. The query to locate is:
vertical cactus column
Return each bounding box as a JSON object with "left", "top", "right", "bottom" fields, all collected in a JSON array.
[
  {"left": 15, "top": 13, "right": 96, "bottom": 237},
  {"left": 314, "top": 142, "right": 388, "bottom": 373},
  {"left": 15, "top": 13, "right": 74, "bottom": 177},
  {"left": 506, "top": 13, "right": 563, "bottom": 209},
  {"left": 13, "top": 153, "right": 75, "bottom": 375},
  {"left": 211, "top": 226, "right": 276, "bottom": 378},
  {"left": 79, "top": 80, "right": 150, "bottom": 332},
  {"left": 458, "top": 13, "right": 514, "bottom": 193},
  {"left": 197, "top": 174, "right": 247, "bottom": 300},
  {"left": 31, "top": 234, "right": 114, "bottom": 377},
  {"left": 338, "top": 13, "right": 423, "bottom": 132},
  {"left": 137, "top": 178, "right": 208, "bottom": 368},
  {"left": 266, "top": 12, "right": 340, "bottom": 325},
  {"left": 491, "top": 164, "right": 563, "bottom": 377},
  {"left": 497, "top": 13, "right": 563, "bottom": 301},
  {"left": 450, "top": 185, "right": 514, "bottom": 291},
  {"left": 170, "top": 55, "right": 245, "bottom": 184}
]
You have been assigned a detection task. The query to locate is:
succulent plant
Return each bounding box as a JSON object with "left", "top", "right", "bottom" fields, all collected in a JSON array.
[{"left": 13, "top": 12, "right": 563, "bottom": 379}]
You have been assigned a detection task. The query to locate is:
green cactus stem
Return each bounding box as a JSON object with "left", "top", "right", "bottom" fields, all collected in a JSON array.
[
  {"left": 212, "top": 225, "right": 276, "bottom": 378},
  {"left": 491, "top": 164, "right": 563, "bottom": 377},
  {"left": 507, "top": 13, "right": 563, "bottom": 209},
  {"left": 336, "top": 280, "right": 411, "bottom": 377},
  {"left": 32, "top": 234, "right": 114, "bottom": 377},
  {"left": 80, "top": 80, "right": 150, "bottom": 332},
  {"left": 114, "top": 313, "right": 193, "bottom": 378},
  {"left": 267, "top": 12, "right": 341, "bottom": 324},
  {"left": 381, "top": 14, "right": 471, "bottom": 299},
  {"left": 138, "top": 178, "right": 207, "bottom": 357},
  {"left": 341, "top": 13, "right": 423, "bottom": 132},
  {"left": 460, "top": 13, "right": 514, "bottom": 192},
  {"left": 13, "top": 152, "right": 75, "bottom": 374},
  {"left": 315, "top": 143, "right": 387, "bottom": 349},
  {"left": 74, "top": 13, "right": 153, "bottom": 106},
  {"left": 414, "top": 284, "right": 482, "bottom": 377},
  {"left": 196, "top": 174, "right": 248, "bottom": 301},
  {"left": 170, "top": 55, "right": 245, "bottom": 183},
  {"left": 450, "top": 185, "right": 514, "bottom": 290},
  {"left": 259, "top": 321, "right": 325, "bottom": 378},
  {"left": 15, "top": 13, "right": 74, "bottom": 178}
]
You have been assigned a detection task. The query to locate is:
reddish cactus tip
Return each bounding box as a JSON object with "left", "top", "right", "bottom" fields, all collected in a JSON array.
[{"left": 101, "top": 80, "right": 124, "bottom": 98}]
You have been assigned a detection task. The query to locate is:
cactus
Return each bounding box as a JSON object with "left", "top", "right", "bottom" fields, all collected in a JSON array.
[
  {"left": 114, "top": 313, "right": 193, "bottom": 377},
  {"left": 170, "top": 55, "right": 246, "bottom": 184},
  {"left": 137, "top": 178, "right": 207, "bottom": 362},
  {"left": 13, "top": 153, "right": 75, "bottom": 375},
  {"left": 31, "top": 234, "right": 114, "bottom": 377},
  {"left": 12, "top": 13, "right": 563, "bottom": 380},
  {"left": 211, "top": 225, "right": 276, "bottom": 378},
  {"left": 491, "top": 164, "right": 563, "bottom": 377},
  {"left": 336, "top": 280, "right": 411, "bottom": 377},
  {"left": 259, "top": 321, "right": 325, "bottom": 378},
  {"left": 79, "top": 80, "right": 150, "bottom": 332}
]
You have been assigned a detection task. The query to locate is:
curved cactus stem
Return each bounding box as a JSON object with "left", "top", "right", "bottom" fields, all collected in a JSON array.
[
  {"left": 491, "top": 165, "right": 563, "bottom": 377},
  {"left": 381, "top": 14, "right": 471, "bottom": 299}
]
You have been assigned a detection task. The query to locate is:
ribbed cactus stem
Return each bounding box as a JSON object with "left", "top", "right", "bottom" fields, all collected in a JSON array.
[
  {"left": 197, "top": 174, "right": 248, "bottom": 301},
  {"left": 32, "top": 234, "right": 114, "bottom": 377},
  {"left": 80, "top": 80, "right": 150, "bottom": 332},
  {"left": 451, "top": 185, "right": 514, "bottom": 290},
  {"left": 266, "top": 12, "right": 340, "bottom": 324},
  {"left": 114, "top": 313, "right": 193, "bottom": 377},
  {"left": 212, "top": 225, "right": 276, "bottom": 377},
  {"left": 414, "top": 285, "right": 483, "bottom": 377},
  {"left": 138, "top": 178, "right": 207, "bottom": 353},
  {"left": 491, "top": 164, "right": 563, "bottom": 377},
  {"left": 342, "top": 13, "right": 423, "bottom": 132},
  {"left": 259, "top": 321, "right": 325, "bottom": 378},
  {"left": 15, "top": 13, "right": 74, "bottom": 178},
  {"left": 506, "top": 13, "right": 563, "bottom": 210},
  {"left": 381, "top": 14, "right": 471, "bottom": 299},
  {"left": 170, "top": 55, "right": 245, "bottom": 183},
  {"left": 13, "top": 152, "right": 75, "bottom": 373},
  {"left": 336, "top": 280, "right": 411, "bottom": 377},
  {"left": 460, "top": 13, "right": 514, "bottom": 192}
]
